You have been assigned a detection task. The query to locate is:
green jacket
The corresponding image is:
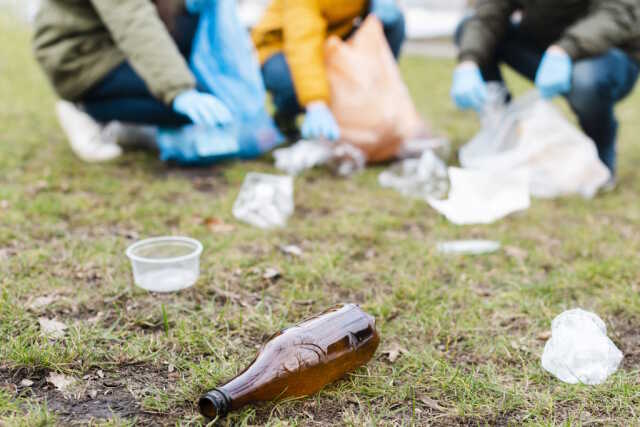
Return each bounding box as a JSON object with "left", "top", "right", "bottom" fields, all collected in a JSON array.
[
  {"left": 33, "top": 0, "right": 195, "bottom": 105},
  {"left": 459, "top": 0, "right": 640, "bottom": 67}
]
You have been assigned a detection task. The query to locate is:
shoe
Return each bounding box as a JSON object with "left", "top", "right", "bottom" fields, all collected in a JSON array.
[
  {"left": 105, "top": 122, "right": 157, "bottom": 151},
  {"left": 600, "top": 176, "right": 617, "bottom": 193},
  {"left": 55, "top": 100, "right": 122, "bottom": 162}
]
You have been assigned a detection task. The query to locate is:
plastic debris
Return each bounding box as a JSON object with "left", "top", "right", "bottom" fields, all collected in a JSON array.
[
  {"left": 273, "top": 140, "right": 333, "bottom": 175},
  {"left": 541, "top": 309, "right": 623, "bottom": 385},
  {"left": 379, "top": 150, "right": 449, "bottom": 200},
  {"left": 233, "top": 173, "right": 294, "bottom": 229},
  {"left": 461, "top": 90, "right": 611, "bottom": 199},
  {"left": 328, "top": 144, "right": 367, "bottom": 177},
  {"left": 437, "top": 240, "right": 501, "bottom": 255},
  {"left": 427, "top": 168, "right": 531, "bottom": 225},
  {"left": 398, "top": 136, "right": 451, "bottom": 161}
]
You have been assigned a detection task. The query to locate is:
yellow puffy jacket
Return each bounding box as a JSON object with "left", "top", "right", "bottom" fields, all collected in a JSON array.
[{"left": 252, "top": 0, "right": 368, "bottom": 107}]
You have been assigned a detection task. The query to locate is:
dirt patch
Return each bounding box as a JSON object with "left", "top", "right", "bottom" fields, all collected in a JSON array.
[
  {"left": 610, "top": 315, "right": 640, "bottom": 370},
  {"left": 1, "top": 364, "right": 182, "bottom": 426}
]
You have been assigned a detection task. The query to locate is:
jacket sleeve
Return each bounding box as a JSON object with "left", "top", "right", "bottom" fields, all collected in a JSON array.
[
  {"left": 557, "top": 0, "right": 640, "bottom": 60},
  {"left": 458, "top": 0, "right": 516, "bottom": 67},
  {"left": 282, "top": 0, "right": 330, "bottom": 107},
  {"left": 90, "top": 0, "right": 196, "bottom": 105}
]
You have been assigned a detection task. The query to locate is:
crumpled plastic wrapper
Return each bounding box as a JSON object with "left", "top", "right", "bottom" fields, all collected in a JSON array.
[
  {"left": 328, "top": 144, "right": 367, "bottom": 177},
  {"left": 378, "top": 150, "right": 449, "bottom": 200},
  {"left": 232, "top": 173, "right": 294, "bottom": 229},
  {"left": 541, "top": 309, "right": 623, "bottom": 385},
  {"left": 273, "top": 140, "right": 333, "bottom": 176},
  {"left": 426, "top": 167, "right": 531, "bottom": 225}
]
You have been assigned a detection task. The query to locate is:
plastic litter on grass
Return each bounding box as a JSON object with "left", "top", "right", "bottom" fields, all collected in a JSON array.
[
  {"left": 541, "top": 309, "right": 623, "bottom": 385},
  {"left": 379, "top": 150, "right": 449, "bottom": 200},
  {"left": 437, "top": 240, "right": 501, "bottom": 255},
  {"left": 233, "top": 173, "right": 294, "bottom": 229}
]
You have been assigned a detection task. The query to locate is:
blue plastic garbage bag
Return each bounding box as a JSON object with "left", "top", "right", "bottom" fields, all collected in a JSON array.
[{"left": 158, "top": 0, "right": 283, "bottom": 165}]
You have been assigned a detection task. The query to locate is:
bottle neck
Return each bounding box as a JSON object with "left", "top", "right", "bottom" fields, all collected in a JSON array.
[{"left": 198, "top": 388, "right": 232, "bottom": 418}]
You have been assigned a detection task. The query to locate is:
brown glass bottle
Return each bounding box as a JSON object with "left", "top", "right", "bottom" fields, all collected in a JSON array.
[{"left": 199, "top": 304, "right": 380, "bottom": 418}]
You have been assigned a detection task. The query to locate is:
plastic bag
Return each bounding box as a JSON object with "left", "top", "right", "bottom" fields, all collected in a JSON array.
[
  {"left": 378, "top": 150, "right": 449, "bottom": 200},
  {"left": 460, "top": 91, "right": 610, "bottom": 199},
  {"left": 427, "top": 167, "right": 531, "bottom": 225},
  {"left": 232, "top": 173, "right": 294, "bottom": 229},
  {"left": 325, "top": 16, "right": 429, "bottom": 163},
  {"left": 273, "top": 140, "right": 334, "bottom": 176},
  {"left": 541, "top": 309, "right": 623, "bottom": 385},
  {"left": 159, "top": 0, "right": 283, "bottom": 165}
]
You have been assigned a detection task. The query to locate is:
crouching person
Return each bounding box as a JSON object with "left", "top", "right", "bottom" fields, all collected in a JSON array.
[
  {"left": 252, "top": 0, "right": 406, "bottom": 142},
  {"left": 33, "top": 0, "right": 233, "bottom": 163},
  {"left": 451, "top": 0, "right": 640, "bottom": 184}
]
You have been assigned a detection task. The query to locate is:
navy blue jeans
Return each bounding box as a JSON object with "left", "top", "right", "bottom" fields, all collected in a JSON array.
[
  {"left": 456, "top": 18, "right": 640, "bottom": 173},
  {"left": 262, "top": 13, "right": 407, "bottom": 121},
  {"left": 82, "top": 13, "right": 200, "bottom": 126}
]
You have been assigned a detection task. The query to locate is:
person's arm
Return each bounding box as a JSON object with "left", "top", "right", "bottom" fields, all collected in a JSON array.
[
  {"left": 458, "top": 0, "right": 516, "bottom": 68},
  {"left": 557, "top": 0, "right": 639, "bottom": 60},
  {"left": 90, "top": 0, "right": 196, "bottom": 105},
  {"left": 282, "top": 0, "right": 330, "bottom": 107}
]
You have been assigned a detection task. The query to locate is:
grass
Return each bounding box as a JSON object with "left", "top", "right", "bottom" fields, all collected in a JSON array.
[{"left": 2, "top": 11, "right": 640, "bottom": 427}]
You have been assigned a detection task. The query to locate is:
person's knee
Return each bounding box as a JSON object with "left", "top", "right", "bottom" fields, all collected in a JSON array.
[
  {"left": 567, "top": 61, "right": 612, "bottom": 117},
  {"left": 454, "top": 16, "right": 472, "bottom": 47}
]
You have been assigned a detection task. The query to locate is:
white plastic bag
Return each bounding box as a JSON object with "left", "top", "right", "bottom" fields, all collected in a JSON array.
[
  {"left": 379, "top": 150, "right": 449, "bottom": 200},
  {"left": 541, "top": 309, "right": 623, "bottom": 385},
  {"left": 232, "top": 173, "right": 294, "bottom": 229},
  {"left": 460, "top": 91, "right": 611, "bottom": 199},
  {"left": 273, "top": 140, "right": 333, "bottom": 176},
  {"left": 427, "top": 167, "right": 531, "bottom": 225}
]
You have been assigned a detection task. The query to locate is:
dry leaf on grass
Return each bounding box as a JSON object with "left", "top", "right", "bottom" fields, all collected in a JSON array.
[
  {"left": 537, "top": 330, "right": 552, "bottom": 341},
  {"left": 279, "top": 244, "right": 303, "bottom": 257},
  {"left": 20, "top": 379, "right": 34, "bottom": 387},
  {"left": 38, "top": 317, "right": 67, "bottom": 339},
  {"left": 46, "top": 372, "right": 75, "bottom": 392},
  {"left": 28, "top": 295, "right": 58, "bottom": 311},
  {"left": 419, "top": 396, "right": 447, "bottom": 412},
  {"left": 383, "top": 342, "right": 408, "bottom": 363},
  {"left": 204, "top": 217, "right": 235, "bottom": 233},
  {"left": 505, "top": 246, "right": 528, "bottom": 263}
]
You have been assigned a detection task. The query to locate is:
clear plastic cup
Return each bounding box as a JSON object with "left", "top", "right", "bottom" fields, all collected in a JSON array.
[{"left": 126, "top": 237, "right": 203, "bottom": 293}]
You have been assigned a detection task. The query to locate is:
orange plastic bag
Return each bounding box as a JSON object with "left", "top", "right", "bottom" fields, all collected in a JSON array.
[{"left": 325, "top": 16, "right": 429, "bottom": 163}]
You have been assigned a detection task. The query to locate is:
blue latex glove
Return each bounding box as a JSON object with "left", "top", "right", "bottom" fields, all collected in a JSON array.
[
  {"left": 535, "top": 47, "right": 573, "bottom": 99},
  {"left": 371, "top": 0, "right": 401, "bottom": 24},
  {"left": 451, "top": 62, "right": 487, "bottom": 111},
  {"left": 173, "top": 89, "right": 233, "bottom": 127},
  {"left": 301, "top": 102, "right": 341, "bottom": 141},
  {"left": 184, "top": 0, "right": 212, "bottom": 14}
]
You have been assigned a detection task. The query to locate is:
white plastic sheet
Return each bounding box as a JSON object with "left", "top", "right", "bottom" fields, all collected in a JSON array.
[
  {"left": 273, "top": 140, "right": 333, "bottom": 176},
  {"left": 437, "top": 240, "right": 501, "bottom": 255},
  {"left": 232, "top": 173, "right": 294, "bottom": 229},
  {"left": 460, "top": 91, "right": 611, "bottom": 199},
  {"left": 379, "top": 150, "right": 449, "bottom": 200},
  {"left": 541, "top": 309, "right": 623, "bottom": 385},
  {"left": 427, "top": 167, "right": 531, "bottom": 225}
]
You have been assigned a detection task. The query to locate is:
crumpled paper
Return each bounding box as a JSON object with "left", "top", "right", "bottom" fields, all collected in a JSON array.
[
  {"left": 541, "top": 309, "right": 623, "bottom": 385},
  {"left": 232, "top": 173, "right": 294, "bottom": 229},
  {"left": 426, "top": 167, "right": 531, "bottom": 225}
]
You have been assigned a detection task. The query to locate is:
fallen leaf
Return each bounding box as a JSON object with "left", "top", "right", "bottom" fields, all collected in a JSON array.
[
  {"left": 279, "top": 244, "right": 303, "bottom": 257},
  {"left": 537, "top": 330, "right": 552, "bottom": 341},
  {"left": 88, "top": 389, "right": 98, "bottom": 399},
  {"left": 263, "top": 267, "right": 281, "bottom": 281},
  {"left": 383, "top": 342, "right": 408, "bottom": 363},
  {"left": 97, "top": 370, "right": 104, "bottom": 379},
  {"left": 28, "top": 295, "right": 57, "bottom": 311},
  {"left": 293, "top": 299, "right": 314, "bottom": 306},
  {"left": 20, "top": 379, "right": 34, "bottom": 387},
  {"left": 419, "top": 396, "right": 447, "bottom": 412},
  {"left": 46, "top": 372, "right": 74, "bottom": 391},
  {"left": 505, "top": 246, "right": 528, "bottom": 263},
  {"left": 38, "top": 318, "right": 67, "bottom": 339},
  {"left": 167, "top": 364, "right": 175, "bottom": 373},
  {"left": 204, "top": 217, "right": 235, "bottom": 233}
]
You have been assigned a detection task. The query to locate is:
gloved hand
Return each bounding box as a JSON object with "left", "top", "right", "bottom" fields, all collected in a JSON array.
[
  {"left": 184, "top": 0, "right": 212, "bottom": 14},
  {"left": 371, "top": 0, "right": 402, "bottom": 24},
  {"left": 301, "top": 102, "right": 341, "bottom": 142},
  {"left": 535, "top": 46, "right": 573, "bottom": 99},
  {"left": 173, "top": 89, "right": 233, "bottom": 127},
  {"left": 451, "top": 62, "right": 487, "bottom": 111}
]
